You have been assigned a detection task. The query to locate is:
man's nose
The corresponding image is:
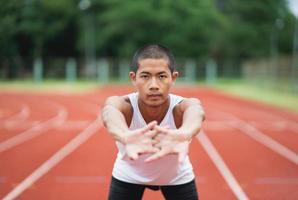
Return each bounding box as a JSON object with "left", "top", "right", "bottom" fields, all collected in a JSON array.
[{"left": 149, "top": 77, "right": 159, "bottom": 90}]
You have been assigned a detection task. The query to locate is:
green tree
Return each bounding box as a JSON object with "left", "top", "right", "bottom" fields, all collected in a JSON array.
[
  {"left": 95, "top": 0, "right": 225, "bottom": 58},
  {"left": 218, "top": 0, "right": 291, "bottom": 58}
]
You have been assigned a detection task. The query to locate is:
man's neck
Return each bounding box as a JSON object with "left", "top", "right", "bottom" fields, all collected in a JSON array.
[{"left": 138, "top": 97, "right": 170, "bottom": 124}]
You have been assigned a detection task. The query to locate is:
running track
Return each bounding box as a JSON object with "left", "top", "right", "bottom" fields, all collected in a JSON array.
[{"left": 0, "top": 85, "right": 297, "bottom": 200}]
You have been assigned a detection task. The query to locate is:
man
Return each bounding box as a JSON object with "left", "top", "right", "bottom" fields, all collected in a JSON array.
[{"left": 102, "top": 44, "right": 205, "bottom": 200}]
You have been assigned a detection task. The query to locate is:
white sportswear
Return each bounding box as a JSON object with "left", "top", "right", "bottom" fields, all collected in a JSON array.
[{"left": 112, "top": 92, "right": 195, "bottom": 185}]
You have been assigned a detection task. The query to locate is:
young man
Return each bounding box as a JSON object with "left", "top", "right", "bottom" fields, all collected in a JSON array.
[{"left": 102, "top": 44, "right": 205, "bottom": 200}]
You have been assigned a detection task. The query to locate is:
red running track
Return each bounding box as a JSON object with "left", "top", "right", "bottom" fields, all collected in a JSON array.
[{"left": 0, "top": 86, "right": 297, "bottom": 200}]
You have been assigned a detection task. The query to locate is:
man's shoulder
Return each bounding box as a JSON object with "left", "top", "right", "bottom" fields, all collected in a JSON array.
[
  {"left": 172, "top": 96, "right": 203, "bottom": 112},
  {"left": 169, "top": 93, "right": 185, "bottom": 106},
  {"left": 105, "top": 95, "right": 132, "bottom": 111}
]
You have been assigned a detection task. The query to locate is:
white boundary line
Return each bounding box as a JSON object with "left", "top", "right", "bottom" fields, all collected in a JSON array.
[
  {"left": 206, "top": 102, "right": 298, "bottom": 165},
  {"left": 0, "top": 100, "right": 68, "bottom": 153},
  {"left": 214, "top": 110, "right": 298, "bottom": 165},
  {"left": 196, "top": 132, "right": 249, "bottom": 200},
  {"left": 204, "top": 120, "right": 298, "bottom": 132},
  {"left": 0, "top": 96, "right": 31, "bottom": 125},
  {"left": 0, "top": 104, "right": 30, "bottom": 126},
  {"left": 228, "top": 120, "right": 298, "bottom": 165},
  {"left": 208, "top": 102, "right": 298, "bottom": 133},
  {"left": 2, "top": 117, "right": 102, "bottom": 200}
]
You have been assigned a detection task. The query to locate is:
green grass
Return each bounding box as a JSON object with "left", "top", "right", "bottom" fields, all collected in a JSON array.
[
  {"left": 0, "top": 80, "right": 101, "bottom": 94},
  {"left": 212, "top": 79, "right": 298, "bottom": 113}
]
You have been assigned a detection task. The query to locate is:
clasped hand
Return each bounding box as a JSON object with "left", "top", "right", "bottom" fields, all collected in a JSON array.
[{"left": 124, "top": 121, "right": 190, "bottom": 163}]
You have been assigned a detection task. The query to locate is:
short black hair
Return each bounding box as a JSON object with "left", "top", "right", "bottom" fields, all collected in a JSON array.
[{"left": 131, "top": 44, "right": 175, "bottom": 73}]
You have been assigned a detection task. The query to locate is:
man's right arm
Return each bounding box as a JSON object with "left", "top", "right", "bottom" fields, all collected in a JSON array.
[
  {"left": 101, "top": 96, "right": 159, "bottom": 160},
  {"left": 101, "top": 96, "right": 130, "bottom": 144}
]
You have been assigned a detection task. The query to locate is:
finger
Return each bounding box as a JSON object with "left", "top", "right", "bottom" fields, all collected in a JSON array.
[
  {"left": 153, "top": 142, "right": 162, "bottom": 148},
  {"left": 145, "top": 149, "right": 169, "bottom": 162},
  {"left": 141, "top": 146, "right": 160, "bottom": 154},
  {"left": 154, "top": 134, "right": 165, "bottom": 142},
  {"left": 145, "top": 129, "right": 158, "bottom": 138},
  {"left": 154, "top": 125, "right": 169, "bottom": 134},
  {"left": 140, "top": 121, "right": 157, "bottom": 134},
  {"left": 128, "top": 152, "right": 139, "bottom": 161},
  {"left": 151, "top": 139, "right": 159, "bottom": 145}
]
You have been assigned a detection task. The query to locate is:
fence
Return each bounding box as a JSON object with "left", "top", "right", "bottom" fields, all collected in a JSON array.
[
  {"left": 1, "top": 56, "right": 297, "bottom": 94},
  {"left": 243, "top": 56, "right": 298, "bottom": 93},
  {"left": 1, "top": 57, "right": 235, "bottom": 84}
]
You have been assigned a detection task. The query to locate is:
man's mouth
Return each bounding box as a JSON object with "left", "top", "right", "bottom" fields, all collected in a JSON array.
[{"left": 147, "top": 94, "right": 162, "bottom": 98}]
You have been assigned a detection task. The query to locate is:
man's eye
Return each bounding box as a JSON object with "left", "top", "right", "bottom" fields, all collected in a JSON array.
[
  {"left": 141, "top": 75, "right": 149, "bottom": 79},
  {"left": 159, "top": 75, "right": 167, "bottom": 79}
]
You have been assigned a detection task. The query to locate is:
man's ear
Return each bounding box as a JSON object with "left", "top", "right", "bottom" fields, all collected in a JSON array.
[
  {"left": 171, "top": 71, "right": 179, "bottom": 85},
  {"left": 129, "top": 71, "right": 136, "bottom": 85}
]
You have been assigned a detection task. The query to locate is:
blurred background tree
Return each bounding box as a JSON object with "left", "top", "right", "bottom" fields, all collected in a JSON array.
[{"left": 0, "top": 0, "right": 296, "bottom": 80}]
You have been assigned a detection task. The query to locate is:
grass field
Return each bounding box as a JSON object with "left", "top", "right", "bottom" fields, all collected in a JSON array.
[
  {"left": 0, "top": 79, "right": 297, "bottom": 113},
  {"left": 0, "top": 80, "right": 100, "bottom": 94},
  {"left": 213, "top": 79, "right": 298, "bottom": 113}
]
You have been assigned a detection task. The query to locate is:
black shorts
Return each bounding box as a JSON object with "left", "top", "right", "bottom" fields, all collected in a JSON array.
[{"left": 108, "top": 176, "right": 199, "bottom": 200}]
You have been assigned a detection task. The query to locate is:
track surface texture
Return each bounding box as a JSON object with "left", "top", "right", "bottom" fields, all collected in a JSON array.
[{"left": 0, "top": 85, "right": 297, "bottom": 200}]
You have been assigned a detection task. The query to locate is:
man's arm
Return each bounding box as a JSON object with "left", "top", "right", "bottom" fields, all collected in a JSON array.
[
  {"left": 101, "top": 96, "right": 159, "bottom": 160},
  {"left": 101, "top": 96, "right": 130, "bottom": 144},
  {"left": 178, "top": 98, "right": 205, "bottom": 141}
]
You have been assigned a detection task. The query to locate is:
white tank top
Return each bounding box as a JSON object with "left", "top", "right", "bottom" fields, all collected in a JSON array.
[{"left": 112, "top": 92, "right": 195, "bottom": 185}]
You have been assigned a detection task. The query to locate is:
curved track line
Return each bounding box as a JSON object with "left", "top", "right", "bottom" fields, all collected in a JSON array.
[
  {"left": 211, "top": 102, "right": 298, "bottom": 133},
  {"left": 2, "top": 117, "right": 102, "bottom": 200},
  {"left": 205, "top": 120, "right": 296, "bottom": 132},
  {"left": 1, "top": 104, "right": 30, "bottom": 129},
  {"left": 0, "top": 96, "right": 30, "bottom": 124},
  {"left": 197, "top": 132, "right": 249, "bottom": 200},
  {"left": 0, "top": 99, "right": 68, "bottom": 153},
  {"left": 216, "top": 110, "right": 298, "bottom": 165}
]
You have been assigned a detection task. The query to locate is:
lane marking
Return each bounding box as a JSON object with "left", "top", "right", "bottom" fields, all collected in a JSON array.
[
  {"left": 0, "top": 96, "right": 30, "bottom": 123},
  {"left": 0, "top": 120, "right": 90, "bottom": 131},
  {"left": 197, "top": 132, "right": 249, "bottom": 200},
  {"left": 218, "top": 111, "right": 298, "bottom": 166},
  {"left": 0, "top": 100, "right": 68, "bottom": 153},
  {"left": 233, "top": 122, "right": 298, "bottom": 165},
  {"left": 2, "top": 117, "right": 102, "bottom": 200},
  {"left": 204, "top": 120, "right": 298, "bottom": 132},
  {"left": 0, "top": 104, "right": 30, "bottom": 128},
  {"left": 206, "top": 102, "right": 298, "bottom": 133}
]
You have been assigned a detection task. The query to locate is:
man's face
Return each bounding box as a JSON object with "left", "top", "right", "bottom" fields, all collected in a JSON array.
[{"left": 130, "top": 58, "right": 178, "bottom": 107}]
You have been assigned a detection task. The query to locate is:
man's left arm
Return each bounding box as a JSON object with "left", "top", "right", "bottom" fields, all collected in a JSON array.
[{"left": 178, "top": 98, "right": 205, "bottom": 141}]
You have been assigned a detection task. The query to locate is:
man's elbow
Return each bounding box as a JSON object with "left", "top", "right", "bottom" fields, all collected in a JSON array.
[{"left": 187, "top": 98, "right": 205, "bottom": 121}]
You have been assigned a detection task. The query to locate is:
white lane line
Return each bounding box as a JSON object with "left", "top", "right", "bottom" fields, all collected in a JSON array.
[
  {"left": 197, "top": 132, "right": 249, "bottom": 200},
  {"left": 2, "top": 117, "right": 102, "bottom": 200},
  {"left": 230, "top": 121, "right": 298, "bottom": 165},
  {"left": 0, "top": 101, "right": 68, "bottom": 153},
  {"left": 205, "top": 120, "right": 298, "bottom": 132},
  {"left": 0, "top": 96, "right": 30, "bottom": 122},
  {"left": 0, "top": 120, "right": 91, "bottom": 131},
  {"left": 55, "top": 120, "right": 90, "bottom": 130},
  {"left": 217, "top": 110, "right": 298, "bottom": 165},
  {"left": 208, "top": 102, "right": 298, "bottom": 133},
  {"left": 0, "top": 103, "right": 30, "bottom": 126},
  {"left": 0, "top": 103, "right": 30, "bottom": 123}
]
